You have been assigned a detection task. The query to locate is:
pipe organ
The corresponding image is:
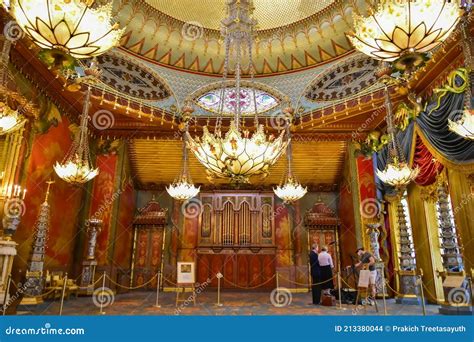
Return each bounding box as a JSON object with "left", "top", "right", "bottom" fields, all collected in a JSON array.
[
  {"left": 198, "top": 192, "right": 275, "bottom": 250},
  {"left": 196, "top": 192, "right": 276, "bottom": 289}
]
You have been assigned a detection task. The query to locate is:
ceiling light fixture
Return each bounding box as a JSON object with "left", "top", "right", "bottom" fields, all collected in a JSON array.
[
  {"left": 186, "top": 0, "right": 288, "bottom": 184},
  {"left": 348, "top": 0, "right": 462, "bottom": 74},
  {"left": 11, "top": 0, "right": 124, "bottom": 59}
]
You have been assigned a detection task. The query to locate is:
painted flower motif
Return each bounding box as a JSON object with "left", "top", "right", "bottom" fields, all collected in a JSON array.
[{"left": 11, "top": 0, "right": 125, "bottom": 59}]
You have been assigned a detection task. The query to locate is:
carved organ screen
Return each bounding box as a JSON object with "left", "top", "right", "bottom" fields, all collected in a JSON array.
[{"left": 198, "top": 192, "right": 275, "bottom": 248}]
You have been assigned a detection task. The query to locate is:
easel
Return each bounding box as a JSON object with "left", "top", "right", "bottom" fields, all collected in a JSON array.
[
  {"left": 175, "top": 283, "right": 196, "bottom": 307},
  {"left": 354, "top": 269, "right": 378, "bottom": 313}
]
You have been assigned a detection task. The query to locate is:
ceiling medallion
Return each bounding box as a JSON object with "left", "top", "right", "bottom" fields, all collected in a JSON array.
[
  {"left": 54, "top": 86, "right": 99, "bottom": 184},
  {"left": 166, "top": 106, "right": 200, "bottom": 201},
  {"left": 348, "top": 0, "right": 462, "bottom": 74},
  {"left": 186, "top": 0, "right": 288, "bottom": 184},
  {"left": 273, "top": 107, "right": 307, "bottom": 203},
  {"left": 11, "top": 0, "right": 125, "bottom": 59}
]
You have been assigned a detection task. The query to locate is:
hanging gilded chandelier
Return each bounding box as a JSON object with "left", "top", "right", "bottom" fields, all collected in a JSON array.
[
  {"left": 376, "top": 85, "right": 419, "bottom": 188},
  {"left": 167, "top": 107, "right": 200, "bottom": 201},
  {"left": 273, "top": 107, "right": 307, "bottom": 203},
  {"left": 11, "top": 0, "right": 124, "bottom": 59},
  {"left": 348, "top": 0, "right": 462, "bottom": 73},
  {"left": 186, "top": 0, "right": 288, "bottom": 184},
  {"left": 448, "top": 14, "right": 474, "bottom": 140},
  {"left": 54, "top": 87, "right": 98, "bottom": 184},
  {"left": 0, "top": 37, "right": 25, "bottom": 135}
]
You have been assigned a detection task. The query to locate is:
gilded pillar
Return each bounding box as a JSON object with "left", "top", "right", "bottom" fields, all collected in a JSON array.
[{"left": 408, "top": 183, "right": 444, "bottom": 303}]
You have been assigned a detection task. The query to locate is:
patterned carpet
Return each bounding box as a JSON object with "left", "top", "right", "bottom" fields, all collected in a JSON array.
[{"left": 16, "top": 290, "right": 442, "bottom": 316}]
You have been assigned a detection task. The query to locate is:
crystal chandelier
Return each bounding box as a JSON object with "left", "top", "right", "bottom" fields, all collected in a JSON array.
[
  {"left": 54, "top": 87, "right": 98, "bottom": 184},
  {"left": 376, "top": 85, "right": 419, "bottom": 187},
  {"left": 186, "top": 0, "right": 288, "bottom": 184},
  {"left": 274, "top": 107, "right": 307, "bottom": 203},
  {"left": 11, "top": 0, "right": 124, "bottom": 59},
  {"left": 348, "top": 0, "right": 462, "bottom": 73},
  {"left": 0, "top": 102, "right": 23, "bottom": 134},
  {"left": 0, "top": 38, "right": 24, "bottom": 135},
  {"left": 167, "top": 107, "right": 200, "bottom": 201},
  {"left": 448, "top": 14, "right": 474, "bottom": 140}
]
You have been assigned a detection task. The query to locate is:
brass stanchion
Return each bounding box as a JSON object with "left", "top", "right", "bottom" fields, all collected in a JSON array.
[
  {"left": 215, "top": 273, "right": 223, "bottom": 307},
  {"left": 419, "top": 268, "right": 426, "bottom": 316},
  {"left": 337, "top": 271, "right": 344, "bottom": 310},
  {"left": 276, "top": 271, "right": 280, "bottom": 293},
  {"left": 380, "top": 267, "right": 387, "bottom": 315},
  {"left": 59, "top": 273, "right": 68, "bottom": 316},
  {"left": 154, "top": 272, "right": 161, "bottom": 308},
  {"left": 99, "top": 271, "right": 106, "bottom": 315},
  {"left": 2, "top": 274, "right": 12, "bottom": 315}
]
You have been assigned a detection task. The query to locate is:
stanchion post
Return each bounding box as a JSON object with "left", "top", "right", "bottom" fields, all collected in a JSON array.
[
  {"left": 59, "top": 273, "right": 68, "bottom": 316},
  {"left": 100, "top": 271, "right": 106, "bottom": 315},
  {"left": 2, "top": 274, "right": 12, "bottom": 316},
  {"left": 216, "top": 274, "right": 223, "bottom": 307},
  {"left": 337, "top": 271, "right": 343, "bottom": 309},
  {"left": 419, "top": 268, "right": 426, "bottom": 316},
  {"left": 276, "top": 271, "right": 279, "bottom": 292},
  {"left": 154, "top": 272, "right": 161, "bottom": 308},
  {"left": 380, "top": 266, "right": 387, "bottom": 315}
]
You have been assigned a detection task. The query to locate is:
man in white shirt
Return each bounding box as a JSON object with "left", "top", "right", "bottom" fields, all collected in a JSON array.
[{"left": 317, "top": 246, "right": 334, "bottom": 293}]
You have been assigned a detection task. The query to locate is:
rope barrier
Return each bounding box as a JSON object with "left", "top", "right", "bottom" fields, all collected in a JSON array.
[
  {"left": 161, "top": 275, "right": 179, "bottom": 287},
  {"left": 105, "top": 273, "right": 158, "bottom": 290},
  {"left": 384, "top": 280, "right": 408, "bottom": 297},
  {"left": 223, "top": 274, "right": 276, "bottom": 289},
  {"left": 279, "top": 274, "right": 337, "bottom": 287},
  {"left": 340, "top": 277, "right": 357, "bottom": 290}
]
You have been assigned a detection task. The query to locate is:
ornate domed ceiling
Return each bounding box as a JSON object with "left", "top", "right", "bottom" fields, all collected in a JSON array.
[
  {"left": 144, "top": 0, "right": 336, "bottom": 30},
  {"left": 113, "top": 0, "right": 368, "bottom": 75}
]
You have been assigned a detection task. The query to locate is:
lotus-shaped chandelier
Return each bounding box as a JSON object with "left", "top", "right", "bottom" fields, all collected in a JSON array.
[
  {"left": 449, "top": 109, "right": 474, "bottom": 140},
  {"left": 167, "top": 112, "right": 200, "bottom": 201},
  {"left": 11, "top": 0, "right": 124, "bottom": 59},
  {"left": 0, "top": 102, "right": 24, "bottom": 134},
  {"left": 376, "top": 85, "right": 419, "bottom": 188},
  {"left": 274, "top": 107, "right": 306, "bottom": 203},
  {"left": 54, "top": 87, "right": 98, "bottom": 184},
  {"left": 348, "top": 0, "right": 462, "bottom": 72},
  {"left": 0, "top": 36, "right": 26, "bottom": 135},
  {"left": 186, "top": 0, "right": 288, "bottom": 184}
]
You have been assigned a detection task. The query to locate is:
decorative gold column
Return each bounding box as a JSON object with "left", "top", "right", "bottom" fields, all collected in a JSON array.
[{"left": 407, "top": 183, "right": 444, "bottom": 303}]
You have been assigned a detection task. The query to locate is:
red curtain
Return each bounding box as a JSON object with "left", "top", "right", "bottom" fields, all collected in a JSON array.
[{"left": 413, "top": 136, "right": 443, "bottom": 186}]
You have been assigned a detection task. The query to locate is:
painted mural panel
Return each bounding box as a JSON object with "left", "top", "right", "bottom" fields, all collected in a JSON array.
[{"left": 15, "top": 113, "right": 84, "bottom": 272}]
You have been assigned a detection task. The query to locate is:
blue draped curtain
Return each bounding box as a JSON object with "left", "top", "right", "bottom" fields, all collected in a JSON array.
[{"left": 375, "top": 73, "right": 474, "bottom": 197}]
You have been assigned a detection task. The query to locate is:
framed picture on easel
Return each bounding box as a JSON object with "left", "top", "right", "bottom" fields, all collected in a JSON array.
[{"left": 177, "top": 262, "right": 195, "bottom": 284}]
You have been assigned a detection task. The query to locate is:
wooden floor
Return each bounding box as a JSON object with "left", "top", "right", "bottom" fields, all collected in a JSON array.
[{"left": 15, "top": 290, "right": 446, "bottom": 316}]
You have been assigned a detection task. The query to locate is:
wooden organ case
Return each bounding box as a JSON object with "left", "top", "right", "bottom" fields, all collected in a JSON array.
[
  {"left": 130, "top": 199, "right": 168, "bottom": 288},
  {"left": 196, "top": 192, "right": 276, "bottom": 289},
  {"left": 304, "top": 201, "right": 341, "bottom": 271}
]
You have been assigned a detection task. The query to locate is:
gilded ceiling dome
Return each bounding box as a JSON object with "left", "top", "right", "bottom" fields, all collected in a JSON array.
[{"left": 113, "top": 0, "right": 365, "bottom": 75}]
